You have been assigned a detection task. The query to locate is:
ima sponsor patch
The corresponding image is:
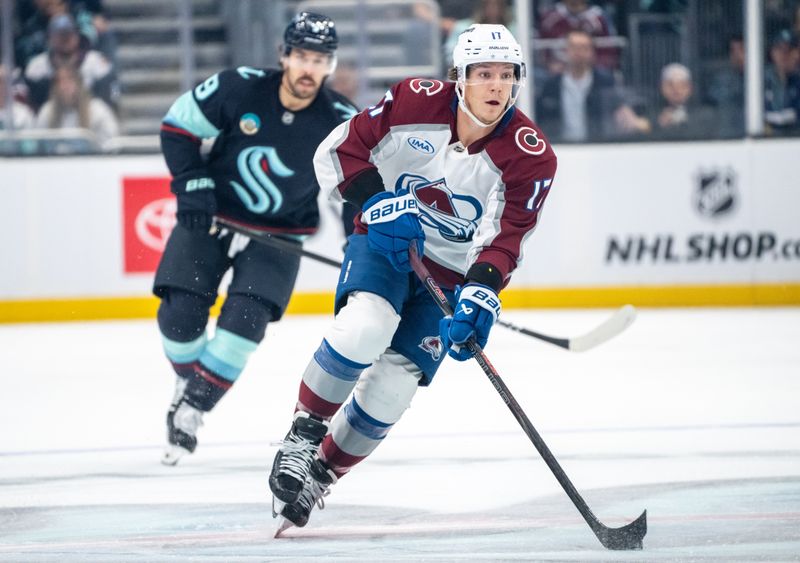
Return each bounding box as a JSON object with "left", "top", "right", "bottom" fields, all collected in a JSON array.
[{"left": 407, "top": 136, "right": 435, "bottom": 154}]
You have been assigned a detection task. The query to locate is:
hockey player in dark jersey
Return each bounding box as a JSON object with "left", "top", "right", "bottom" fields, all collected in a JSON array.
[
  {"left": 268, "top": 24, "right": 558, "bottom": 532},
  {"left": 155, "top": 12, "right": 358, "bottom": 465}
]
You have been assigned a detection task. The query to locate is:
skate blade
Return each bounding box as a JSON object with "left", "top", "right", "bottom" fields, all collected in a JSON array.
[
  {"left": 161, "top": 444, "right": 190, "bottom": 466},
  {"left": 274, "top": 517, "right": 294, "bottom": 538},
  {"left": 271, "top": 496, "right": 286, "bottom": 518}
]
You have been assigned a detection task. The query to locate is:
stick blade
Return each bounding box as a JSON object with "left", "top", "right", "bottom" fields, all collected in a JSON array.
[
  {"left": 569, "top": 305, "right": 637, "bottom": 352},
  {"left": 594, "top": 509, "right": 647, "bottom": 550}
]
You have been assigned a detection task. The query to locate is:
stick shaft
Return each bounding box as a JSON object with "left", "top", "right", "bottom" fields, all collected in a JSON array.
[{"left": 408, "top": 245, "right": 645, "bottom": 549}]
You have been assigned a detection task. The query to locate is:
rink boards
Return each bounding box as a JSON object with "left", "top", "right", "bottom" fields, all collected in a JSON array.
[{"left": 2, "top": 138, "right": 799, "bottom": 322}]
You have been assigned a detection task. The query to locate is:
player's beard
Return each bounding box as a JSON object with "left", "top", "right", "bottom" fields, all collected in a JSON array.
[{"left": 284, "top": 73, "right": 320, "bottom": 100}]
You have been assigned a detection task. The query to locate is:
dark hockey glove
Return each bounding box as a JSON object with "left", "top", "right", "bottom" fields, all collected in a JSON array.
[
  {"left": 361, "top": 190, "right": 425, "bottom": 272},
  {"left": 172, "top": 175, "right": 217, "bottom": 233},
  {"left": 439, "top": 283, "right": 501, "bottom": 361}
]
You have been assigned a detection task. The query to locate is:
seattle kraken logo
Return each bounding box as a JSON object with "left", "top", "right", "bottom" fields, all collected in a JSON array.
[
  {"left": 231, "top": 146, "right": 294, "bottom": 214},
  {"left": 396, "top": 173, "right": 482, "bottom": 242}
]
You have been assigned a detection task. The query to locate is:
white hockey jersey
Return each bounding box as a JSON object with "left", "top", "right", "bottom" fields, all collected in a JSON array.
[{"left": 314, "top": 78, "right": 557, "bottom": 289}]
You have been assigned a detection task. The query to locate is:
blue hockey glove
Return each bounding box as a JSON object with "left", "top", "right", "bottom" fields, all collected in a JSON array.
[
  {"left": 439, "top": 283, "right": 501, "bottom": 361},
  {"left": 176, "top": 189, "right": 216, "bottom": 233},
  {"left": 362, "top": 190, "right": 425, "bottom": 272}
]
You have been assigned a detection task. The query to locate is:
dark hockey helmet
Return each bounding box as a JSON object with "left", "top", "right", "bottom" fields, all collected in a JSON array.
[{"left": 283, "top": 12, "right": 338, "bottom": 55}]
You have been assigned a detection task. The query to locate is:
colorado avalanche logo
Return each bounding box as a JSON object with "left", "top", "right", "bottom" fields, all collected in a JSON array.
[
  {"left": 515, "top": 126, "right": 547, "bottom": 156},
  {"left": 418, "top": 335, "right": 443, "bottom": 361},
  {"left": 409, "top": 79, "right": 444, "bottom": 96},
  {"left": 231, "top": 146, "right": 294, "bottom": 214},
  {"left": 397, "top": 173, "right": 482, "bottom": 242}
]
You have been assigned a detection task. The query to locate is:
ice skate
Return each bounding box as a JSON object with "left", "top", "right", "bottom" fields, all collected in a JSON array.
[
  {"left": 269, "top": 412, "right": 329, "bottom": 503},
  {"left": 275, "top": 458, "right": 337, "bottom": 532},
  {"left": 161, "top": 399, "right": 203, "bottom": 466},
  {"left": 274, "top": 516, "right": 295, "bottom": 538},
  {"left": 169, "top": 374, "right": 188, "bottom": 408}
]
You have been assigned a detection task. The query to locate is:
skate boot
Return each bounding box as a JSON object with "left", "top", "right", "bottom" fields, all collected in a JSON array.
[
  {"left": 269, "top": 412, "right": 329, "bottom": 504},
  {"left": 162, "top": 399, "right": 204, "bottom": 466},
  {"left": 275, "top": 458, "right": 337, "bottom": 534},
  {"left": 169, "top": 374, "right": 189, "bottom": 408}
]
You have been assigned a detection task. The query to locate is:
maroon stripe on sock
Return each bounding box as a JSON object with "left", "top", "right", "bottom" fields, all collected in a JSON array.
[
  {"left": 297, "top": 381, "right": 341, "bottom": 419},
  {"left": 319, "top": 437, "right": 363, "bottom": 478},
  {"left": 169, "top": 361, "right": 196, "bottom": 379},
  {"left": 195, "top": 364, "right": 233, "bottom": 390}
]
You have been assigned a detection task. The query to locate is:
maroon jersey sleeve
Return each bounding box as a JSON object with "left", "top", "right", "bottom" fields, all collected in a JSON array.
[
  {"left": 476, "top": 116, "right": 558, "bottom": 286},
  {"left": 330, "top": 78, "right": 452, "bottom": 197}
]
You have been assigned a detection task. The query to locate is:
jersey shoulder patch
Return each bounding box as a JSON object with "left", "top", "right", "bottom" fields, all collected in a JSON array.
[
  {"left": 513, "top": 125, "right": 548, "bottom": 156},
  {"left": 387, "top": 78, "right": 453, "bottom": 125},
  {"left": 407, "top": 78, "right": 446, "bottom": 96},
  {"left": 503, "top": 111, "right": 554, "bottom": 159},
  {"left": 486, "top": 112, "right": 557, "bottom": 189}
]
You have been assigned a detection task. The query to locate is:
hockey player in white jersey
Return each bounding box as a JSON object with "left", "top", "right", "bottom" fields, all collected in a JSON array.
[{"left": 268, "top": 23, "right": 558, "bottom": 531}]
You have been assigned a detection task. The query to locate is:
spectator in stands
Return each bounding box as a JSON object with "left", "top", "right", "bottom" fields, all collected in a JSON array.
[
  {"left": 69, "top": 0, "right": 118, "bottom": 66},
  {"left": 536, "top": 29, "right": 649, "bottom": 142},
  {"left": 0, "top": 65, "right": 36, "bottom": 130},
  {"left": 437, "top": 0, "right": 476, "bottom": 38},
  {"left": 537, "top": 0, "right": 619, "bottom": 72},
  {"left": 764, "top": 29, "right": 800, "bottom": 135},
  {"left": 443, "top": 0, "right": 515, "bottom": 68},
  {"left": 649, "top": 63, "right": 715, "bottom": 139},
  {"left": 35, "top": 65, "right": 119, "bottom": 151},
  {"left": 23, "top": 13, "right": 117, "bottom": 112},
  {"left": 707, "top": 34, "right": 745, "bottom": 138},
  {"left": 14, "top": 0, "right": 100, "bottom": 69}
]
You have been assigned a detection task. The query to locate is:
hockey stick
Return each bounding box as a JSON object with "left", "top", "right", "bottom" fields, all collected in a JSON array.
[
  {"left": 214, "top": 216, "right": 342, "bottom": 268},
  {"left": 497, "top": 305, "right": 636, "bottom": 352},
  {"left": 408, "top": 245, "right": 647, "bottom": 550},
  {"left": 214, "top": 216, "right": 635, "bottom": 352}
]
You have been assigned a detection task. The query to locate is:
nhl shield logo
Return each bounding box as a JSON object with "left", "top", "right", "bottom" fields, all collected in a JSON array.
[
  {"left": 694, "top": 167, "right": 738, "bottom": 219},
  {"left": 419, "top": 335, "right": 443, "bottom": 361}
]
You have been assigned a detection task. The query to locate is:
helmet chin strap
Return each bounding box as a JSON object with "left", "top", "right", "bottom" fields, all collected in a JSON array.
[{"left": 455, "top": 82, "right": 517, "bottom": 128}]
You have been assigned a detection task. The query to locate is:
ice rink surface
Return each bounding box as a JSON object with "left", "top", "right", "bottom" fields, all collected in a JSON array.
[{"left": 1, "top": 307, "right": 799, "bottom": 561}]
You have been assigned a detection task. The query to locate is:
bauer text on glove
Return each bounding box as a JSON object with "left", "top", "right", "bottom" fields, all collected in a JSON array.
[
  {"left": 439, "top": 283, "right": 501, "bottom": 361},
  {"left": 361, "top": 190, "right": 425, "bottom": 272},
  {"left": 173, "top": 176, "right": 217, "bottom": 233}
]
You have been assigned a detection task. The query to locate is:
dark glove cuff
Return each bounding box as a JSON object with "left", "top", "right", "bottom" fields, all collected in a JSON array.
[
  {"left": 465, "top": 262, "right": 502, "bottom": 294},
  {"left": 341, "top": 168, "right": 386, "bottom": 208}
]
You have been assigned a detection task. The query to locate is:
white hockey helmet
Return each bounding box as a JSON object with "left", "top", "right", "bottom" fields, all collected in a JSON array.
[{"left": 452, "top": 24, "right": 527, "bottom": 127}]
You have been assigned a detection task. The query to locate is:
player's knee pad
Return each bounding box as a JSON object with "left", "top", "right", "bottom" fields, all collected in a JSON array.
[
  {"left": 325, "top": 291, "right": 401, "bottom": 365},
  {"left": 354, "top": 349, "right": 421, "bottom": 423},
  {"left": 217, "top": 293, "right": 273, "bottom": 343},
  {"left": 157, "top": 288, "right": 213, "bottom": 341}
]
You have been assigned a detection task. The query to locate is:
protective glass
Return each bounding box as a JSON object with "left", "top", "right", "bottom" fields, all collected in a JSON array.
[
  {"left": 461, "top": 63, "right": 521, "bottom": 87},
  {"left": 285, "top": 48, "right": 337, "bottom": 74}
]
